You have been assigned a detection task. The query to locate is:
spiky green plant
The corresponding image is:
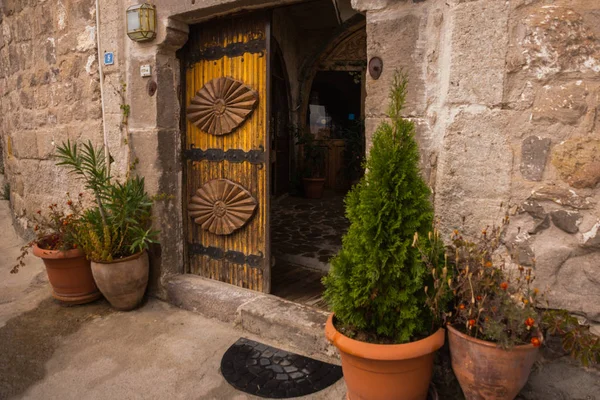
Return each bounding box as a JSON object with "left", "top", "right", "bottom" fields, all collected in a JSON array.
[
  {"left": 323, "top": 72, "right": 436, "bottom": 343},
  {"left": 56, "top": 141, "right": 158, "bottom": 261}
]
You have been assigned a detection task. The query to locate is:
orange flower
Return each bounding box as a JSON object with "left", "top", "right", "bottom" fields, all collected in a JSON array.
[
  {"left": 62, "top": 220, "right": 68, "bottom": 226},
  {"left": 500, "top": 282, "right": 508, "bottom": 291},
  {"left": 476, "top": 295, "right": 482, "bottom": 301},
  {"left": 525, "top": 317, "right": 535, "bottom": 327},
  {"left": 67, "top": 200, "right": 73, "bottom": 206},
  {"left": 459, "top": 303, "right": 466, "bottom": 310},
  {"left": 531, "top": 337, "right": 541, "bottom": 347},
  {"left": 533, "top": 288, "right": 539, "bottom": 295},
  {"left": 468, "top": 319, "right": 476, "bottom": 328},
  {"left": 484, "top": 261, "right": 493, "bottom": 268}
]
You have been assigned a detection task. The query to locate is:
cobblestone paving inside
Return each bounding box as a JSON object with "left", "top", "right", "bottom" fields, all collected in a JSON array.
[{"left": 271, "top": 193, "right": 348, "bottom": 267}]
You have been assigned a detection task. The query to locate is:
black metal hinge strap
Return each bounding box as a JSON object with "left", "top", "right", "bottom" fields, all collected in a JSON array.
[
  {"left": 188, "top": 38, "right": 266, "bottom": 64},
  {"left": 188, "top": 243, "right": 264, "bottom": 269},
  {"left": 184, "top": 148, "right": 265, "bottom": 164}
]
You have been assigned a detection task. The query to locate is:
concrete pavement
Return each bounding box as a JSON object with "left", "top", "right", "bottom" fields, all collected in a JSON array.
[{"left": 0, "top": 200, "right": 346, "bottom": 400}]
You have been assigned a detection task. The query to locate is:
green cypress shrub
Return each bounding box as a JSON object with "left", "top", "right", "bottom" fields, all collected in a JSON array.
[{"left": 323, "top": 72, "right": 435, "bottom": 343}]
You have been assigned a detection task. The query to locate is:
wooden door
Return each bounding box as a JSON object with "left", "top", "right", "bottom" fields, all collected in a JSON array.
[{"left": 183, "top": 12, "right": 271, "bottom": 293}]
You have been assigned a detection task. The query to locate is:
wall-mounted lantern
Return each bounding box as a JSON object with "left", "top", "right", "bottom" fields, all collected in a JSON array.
[{"left": 126, "top": 3, "right": 157, "bottom": 42}]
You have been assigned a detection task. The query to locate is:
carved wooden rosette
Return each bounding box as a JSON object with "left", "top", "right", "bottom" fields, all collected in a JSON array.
[
  {"left": 188, "top": 179, "right": 257, "bottom": 235},
  {"left": 186, "top": 77, "right": 259, "bottom": 136}
]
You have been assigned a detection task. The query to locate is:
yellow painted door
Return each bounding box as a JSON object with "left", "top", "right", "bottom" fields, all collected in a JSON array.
[{"left": 183, "top": 12, "right": 271, "bottom": 293}]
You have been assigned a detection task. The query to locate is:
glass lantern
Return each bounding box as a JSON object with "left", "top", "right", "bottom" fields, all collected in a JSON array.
[{"left": 126, "top": 3, "right": 156, "bottom": 42}]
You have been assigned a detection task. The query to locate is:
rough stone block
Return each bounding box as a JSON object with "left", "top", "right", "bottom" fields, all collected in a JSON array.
[
  {"left": 529, "top": 215, "right": 551, "bottom": 235},
  {"left": 520, "top": 136, "right": 551, "bottom": 181},
  {"left": 351, "top": 0, "right": 398, "bottom": 12},
  {"left": 518, "top": 5, "right": 600, "bottom": 80},
  {"left": 166, "top": 274, "right": 263, "bottom": 323},
  {"left": 554, "top": 252, "right": 600, "bottom": 321},
  {"left": 581, "top": 222, "right": 600, "bottom": 249},
  {"left": 529, "top": 186, "right": 594, "bottom": 210},
  {"left": 552, "top": 137, "right": 600, "bottom": 189},
  {"left": 448, "top": 0, "right": 509, "bottom": 106},
  {"left": 509, "top": 235, "right": 535, "bottom": 266},
  {"left": 550, "top": 210, "right": 581, "bottom": 234},
  {"left": 239, "top": 296, "right": 337, "bottom": 361},
  {"left": 521, "top": 199, "right": 546, "bottom": 220},
  {"left": 10, "top": 132, "right": 38, "bottom": 159},
  {"left": 532, "top": 82, "right": 589, "bottom": 125},
  {"left": 435, "top": 109, "right": 513, "bottom": 234},
  {"left": 365, "top": 7, "right": 425, "bottom": 117}
]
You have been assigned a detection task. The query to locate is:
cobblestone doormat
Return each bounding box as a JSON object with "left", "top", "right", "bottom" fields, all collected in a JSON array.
[{"left": 220, "top": 338, "right": 343, "bottom": 398}]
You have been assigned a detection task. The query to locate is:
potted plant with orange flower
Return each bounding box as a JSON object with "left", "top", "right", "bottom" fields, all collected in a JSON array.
[
  {"left": 12, "top": 194, "right": 102, "bottom": 305},
  {"left": 438, "top": 219, "right": 542, "bottom": 400},
  {"left": 322, "top": 72, "right": 450, "bottom": 400},
  {"left": 422, "top": 216, "right": 600, "bottom": 400}
]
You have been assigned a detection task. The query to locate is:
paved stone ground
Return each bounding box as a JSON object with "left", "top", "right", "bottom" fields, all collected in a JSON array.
[{"left": 272, "top": 193, "right": 348, "bottom": 271}]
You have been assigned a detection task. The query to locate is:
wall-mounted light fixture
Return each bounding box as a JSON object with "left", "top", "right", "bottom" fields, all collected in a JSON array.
[{"left": 126, "top": 3, "right": 157, "bottom": 42}]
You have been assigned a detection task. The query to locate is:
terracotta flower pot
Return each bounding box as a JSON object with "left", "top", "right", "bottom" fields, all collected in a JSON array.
[
  {"left": 303, "top": 177, "right": 326, "bottom": 199},
  {"left": 325, "top": 313, "right": 445, "bottom": 400},
  {"left": 91, "top": 251, "right": 149, "bottom": 311},
  {"left": 32, "top": 243, "right": 102, "bottom": 305},
  {"left": 447, "top": 325, "right": 539, "bottom": 400}
]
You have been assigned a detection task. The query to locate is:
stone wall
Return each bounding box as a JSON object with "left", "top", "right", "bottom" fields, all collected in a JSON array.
[
  {"left": 358, "top": 0, "right": 600, "bottom": 323},
  {"left": 0, "top": 0, "right": 104, "bottom": 229},
  {"left": 2, "top": 0, "right": 599, "bottom": 323}
]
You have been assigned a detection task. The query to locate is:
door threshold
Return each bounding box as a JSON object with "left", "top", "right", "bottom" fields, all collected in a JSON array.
[{"left": 165, "top": 274, "right": 338, "bottom": 363}]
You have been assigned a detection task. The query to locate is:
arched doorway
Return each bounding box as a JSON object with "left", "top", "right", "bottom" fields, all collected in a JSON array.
[{"left": 270, "top": 11, "right": 366, "bottom": 308}]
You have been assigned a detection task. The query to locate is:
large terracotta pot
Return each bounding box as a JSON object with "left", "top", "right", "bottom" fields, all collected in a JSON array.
[
  {"left": 32, "top": 243, "right": 102, "bottom": 305},
  {"left": 303, "top": 177, "right": 326, "bottom": 199},
  {"left": 325, "top": 313, "right": 445, "bottom": 400},
  {"left": 91, "top": 251, "right": 149, "bottom": 311},
  {"left": 447, "top": 325, "right": 539, "bottom": 400}
]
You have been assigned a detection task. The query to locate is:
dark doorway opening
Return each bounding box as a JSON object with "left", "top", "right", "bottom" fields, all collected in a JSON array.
[{"left": 269, "top": 1, "right": 366, "bottom": 310}]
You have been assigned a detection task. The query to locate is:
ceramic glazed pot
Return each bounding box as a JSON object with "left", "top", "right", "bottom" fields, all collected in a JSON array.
[
  {"left": 91, "top": 251, "right": 149, "bottom": 311},
  {"left": 32, "top": 243, "right": 101, "bottom": 305},
  {"left": 325, "top": 314, "right": 445, "bottom": 400},
  {"left": 303, "top": 177, "right": 326, "bottom": 199},
  {"left": 447, "top": 325, "right": 539, "bottom": 400}
]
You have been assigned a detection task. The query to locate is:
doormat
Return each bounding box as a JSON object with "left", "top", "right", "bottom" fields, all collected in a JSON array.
[{"left": 220, "top": 337, "right": 342, "bottom": 398}]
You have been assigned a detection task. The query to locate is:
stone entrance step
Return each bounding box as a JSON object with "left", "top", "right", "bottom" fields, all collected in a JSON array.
[{"left": 165, "top": 274, "right": 339, "bottom": 363}]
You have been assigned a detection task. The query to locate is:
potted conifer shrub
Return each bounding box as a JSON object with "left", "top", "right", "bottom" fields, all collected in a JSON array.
[
  {"left": 56, "top": 141, "right": 158, "bottom": 311},
  {"left": 323, "top": 72, "right": 448, "bottom": 400}
]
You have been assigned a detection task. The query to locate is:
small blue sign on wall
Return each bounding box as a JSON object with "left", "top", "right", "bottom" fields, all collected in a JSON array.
[{"left": 104, "top": 52, "right": 114, "bottom": 66}]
